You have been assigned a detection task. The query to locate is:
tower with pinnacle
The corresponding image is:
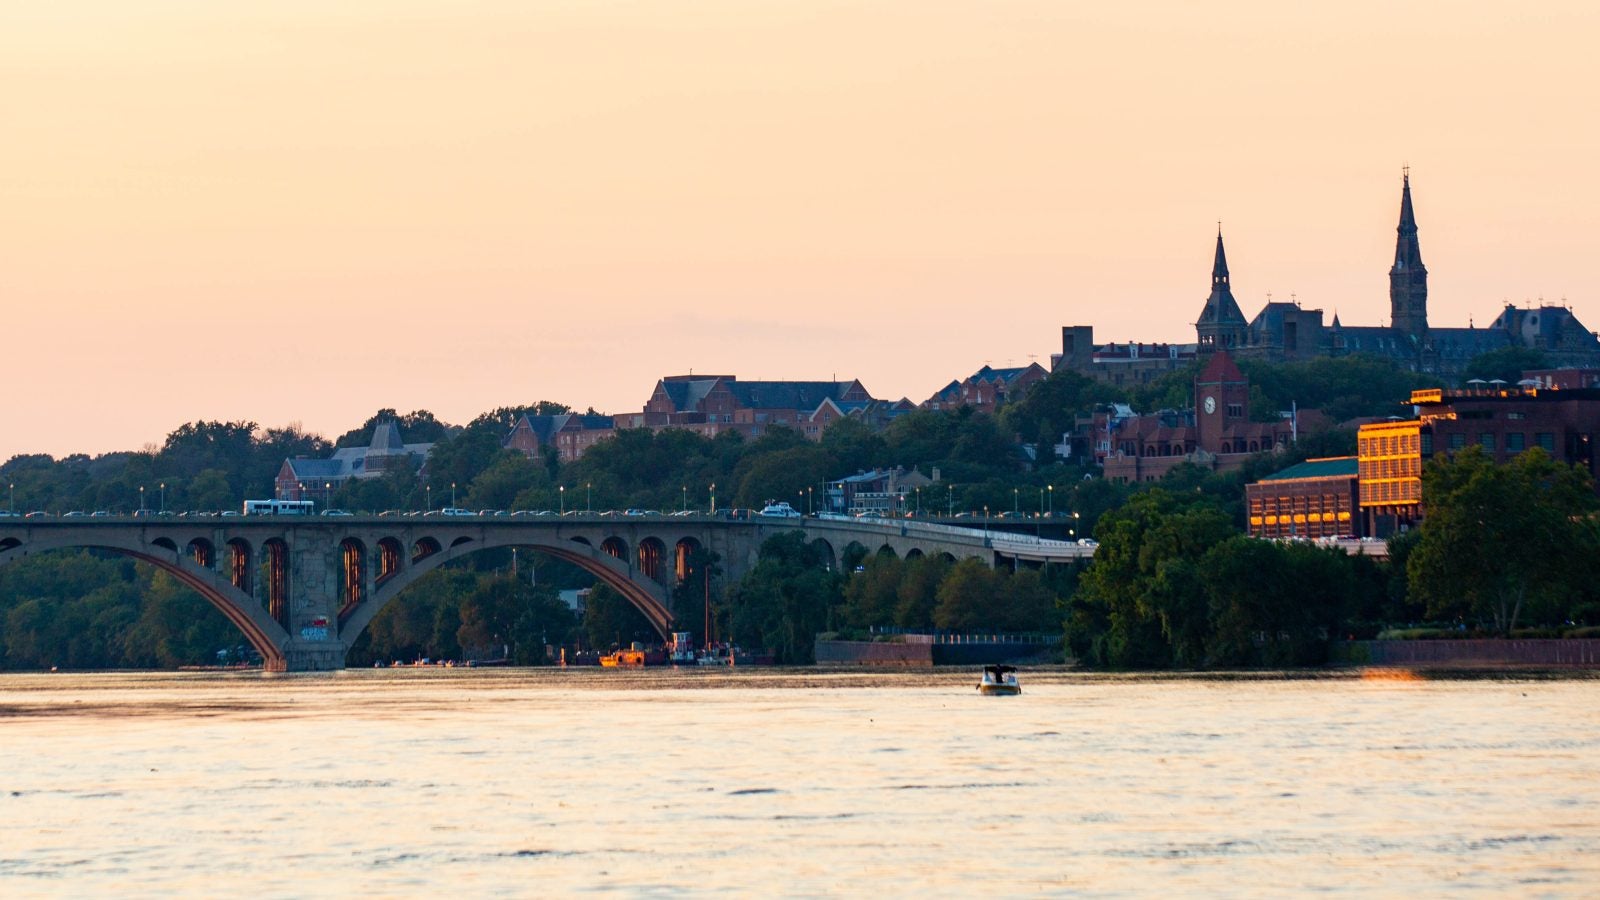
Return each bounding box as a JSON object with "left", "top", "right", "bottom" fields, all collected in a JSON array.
[
  {"left": 1195, "top": 229, "right": 1249, "bottom": 352},
  {"left": 1389, "top": 170, "right": 1429, "bottom": 342}
]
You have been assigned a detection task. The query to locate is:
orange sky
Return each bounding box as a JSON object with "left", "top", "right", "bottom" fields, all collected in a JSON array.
[{"left": 4, "top": 1, "right": 1598, "bottom": 459}]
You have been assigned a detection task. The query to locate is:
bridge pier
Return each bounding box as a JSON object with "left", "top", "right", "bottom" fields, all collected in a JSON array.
[
  {"left": 279, "top": 539, "right": 350, "bottom": 670},
  {"left": 273, "top": 639, "right": 350, "bottom": 672}
]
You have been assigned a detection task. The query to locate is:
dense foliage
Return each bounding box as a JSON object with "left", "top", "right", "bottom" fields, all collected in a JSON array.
[
  {"left": 0, "top": 348, "right": 1582, "bottom": 669},
  {"left": 1406, "top": 446, "right": 1600, "bottom": 633},
  {"left": 1066, "top": 490, "right": 1391, "bottom": 669}
]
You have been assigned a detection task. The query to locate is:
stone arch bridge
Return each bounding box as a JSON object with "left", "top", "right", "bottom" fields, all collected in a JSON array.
[{"left": 0, "top": 514, "right": 1088, "bottom": 671}]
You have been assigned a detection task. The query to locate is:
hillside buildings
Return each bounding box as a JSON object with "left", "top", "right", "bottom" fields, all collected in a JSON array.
[
  {"left": 1357, "top": 384, "right": 1600, "bottom": 535},
  {"left": 1094, "top": 351, "right": 1311, "bottom": 483},
  {"left": 1056, "top": 174, "right": 1600, "bottom": 384},
  {"left": 275, "top": 421, "right": 434, "bottom": 504}
]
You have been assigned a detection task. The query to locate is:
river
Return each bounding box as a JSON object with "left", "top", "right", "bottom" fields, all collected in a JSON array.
[{"left": 2, "top": 668, "right": 1596, "bottom": 896}]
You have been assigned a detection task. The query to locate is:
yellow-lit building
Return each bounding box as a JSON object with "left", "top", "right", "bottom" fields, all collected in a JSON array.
[
  {"left": 1357, "top": 418, "right": 1426, "bottom": 535},
  {"left": 1245, "top": 457, "right": 1360, "bottom": 539}
]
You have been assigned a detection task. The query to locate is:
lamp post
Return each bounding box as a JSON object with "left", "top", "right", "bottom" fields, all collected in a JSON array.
[
  {"left": 710, "top": 483, "right": 716, "bottom": 515},
  {"left": 983, "top": 504, "right": 990, "bottom": 541},
  {"left": 1071, "top": 510, "right": 1080, "bottom": 539},
  {"left": 7, "top": 482, "right": 12, "bottom": 513},
  {"left": 947, "top": 484, "right": 954, "bottom": 517},
  {"left": 451, "top": 482, "right": 457, "bottom": 509},
  {"left": 807, "top": 485, "right": 814, "bottom": 515},
  {"left": 426, "top": 484, "right": 432, "bottom": 511},
  {"left": 324, "top": 483, "right": 331, "bottom": 510},
  {"left": 559, "top": 485, "right": 565, "bottom": 515},
  {"left": 682, "top": 485, "right": 688, "bottom": 513},
  {"left": 586, "top": 482, "right": 592, "bottom": 513},
  {"left": 160, "top": 482, "right": 166, "bottom": 514},
  {"left": 139, "top": 485, "right": 145, "bottom": 513},
  {"left": 915, "top": 487, "right": 921, "bottom": 517},
  {"left": 1048, "top": 484, "right": 1054, "bottom": 518},
  {"left": 1013, "top": 487, "right": 1019, "bottom": 516}
]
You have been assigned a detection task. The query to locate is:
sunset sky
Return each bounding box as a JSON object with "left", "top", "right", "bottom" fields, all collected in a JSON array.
[{"left": 4, "top": 1, "right": 1598, "bottom": 459}]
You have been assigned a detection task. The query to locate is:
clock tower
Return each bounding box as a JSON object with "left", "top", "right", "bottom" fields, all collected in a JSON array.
[{"left": 1195, "top": 350, "right": 1249, "bottom": 453}]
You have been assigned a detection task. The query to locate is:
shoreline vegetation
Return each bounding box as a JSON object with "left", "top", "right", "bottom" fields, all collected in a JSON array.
[{"left": 4, "top": 354, "right": 1598, "bottom": 672}]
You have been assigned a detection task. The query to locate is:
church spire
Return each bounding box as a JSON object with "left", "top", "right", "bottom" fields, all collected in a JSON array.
[
  {"left": 1196, "top": 227, "right": 1248, "bottom": 353},
  {"left": 1389, "top": 169, "right": 1429, "bottom": 341},
  {"left": 1212, "top": 226, "right": 1230, "bottom": 285}
]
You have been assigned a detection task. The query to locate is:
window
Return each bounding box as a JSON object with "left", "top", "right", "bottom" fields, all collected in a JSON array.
[
  {"left": 1227, "top": 403, "right": 1243, "bottom": 419},
  {"left": 1448, "top": 433, "right": 1466, "bottom": 450},
  {"left": 1480, "top": 433, "right": 1495, "bottom": 450},
  {"left": 1420, "top": 433, "right": 1433, "bottom": 455},
  {"left": 1506, "top": 433, "right": 1526, "bottom": 452},
  {"left": 1537, "top": 432, "right": 1556, "bottom": 452}
]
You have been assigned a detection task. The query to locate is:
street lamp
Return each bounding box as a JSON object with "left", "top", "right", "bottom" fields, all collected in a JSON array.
[
  {"left": 139, "top": 485, "right": 145, "bottom": 513},
  {"left": 324, "top": 483, "right": 331, "bottom": 510},
  {"left": 426, "top": 484, "right": 432, "bottom": 511},
  {"left": 160, "top": 482, "right": 166, "bottom": 514},
  {"left": 451, "top": 482, "right": 457, "bottom": 508},
  {"left": 1048, "top": 484, "right": 1054, "bottom": 517},
  {"left": 559, "top": 485, "right": 566, "bottom": 515},
  {"left": 682, "top": 485, "right": 688, "bottom": 513},
  {"left": 914, "top": 487, "right": 921, "bottom": 517},
  {"left": 983, "top": 504, "right": 990, "bottom": 540},
  {"left": 8, "top": 482, "right": 14, "bottom": 513},
  {"left": 1013, "top": 487, "right": 1019, "bottom": 516},
  {"left": 710, "top": 482, "right": 716, "bottom": 515},
  {"left": 1071, "top": 510, "right": 1080, "bottom": 538},
  {"left": 947, "top": 484, "right": 954, "bottom": 517},
  {"left": 586, "top": 482, "right": 592, "bottom": 513}
]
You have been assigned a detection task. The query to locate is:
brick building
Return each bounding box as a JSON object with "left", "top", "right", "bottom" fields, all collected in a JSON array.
[
  {"left": 614, "top": 375, "right": 875, "bottom": 441},
  {"left": 1357, "top": 383, "right": 1600, "bottom": 535},
  {"left": 1099, "top": 351, "right": 1303, "bottom": 483},
  {"left": 923, "top": 363, "right": 1049, "bottom": 412},
  {"left": 503, "top": 413, "right": 616, "bottom": 462},
  {"left": 1245, "top": 457, "right": 1361, "bottom": 539}
]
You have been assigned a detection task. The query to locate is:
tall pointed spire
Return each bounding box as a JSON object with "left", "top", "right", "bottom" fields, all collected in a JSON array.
[
  {"left": 1389, "top": 169, "right": 1429, "bottom": 341},
  {"left": 1196, "top": 227, "right": 1248, "bottom": 353},
  {"left": 1212, "top": 226, "right": 1230, "bottom": 285}
]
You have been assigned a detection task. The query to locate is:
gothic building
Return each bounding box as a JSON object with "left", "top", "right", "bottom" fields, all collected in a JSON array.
[{"left": 1055, "top": 174, "right": 1600, "bottom": 383}]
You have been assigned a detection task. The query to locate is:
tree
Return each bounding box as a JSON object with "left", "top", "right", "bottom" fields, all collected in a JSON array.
[
  {"left": 725, "top": 531, "right": 841, "bottom": 663},
  {"left": 1462, "top": 346, "right": 1550, "bottom": 386},
  {"left": 1067, "top": 490, "right": 1233, "bottom": 668},
  {"left": 1407, "top": 445, "right": 1598, "bottom": 633}
]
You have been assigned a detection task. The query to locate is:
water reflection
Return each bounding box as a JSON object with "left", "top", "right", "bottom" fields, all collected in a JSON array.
[{"left": 2, "top": 669, "right": 1597, "bottom": 895}]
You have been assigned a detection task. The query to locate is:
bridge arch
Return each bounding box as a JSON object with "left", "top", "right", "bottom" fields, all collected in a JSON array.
[
  {"left": 905, "top": 548, "right": 925, "bottom": 561},
  {"left": 153, "top": 537, "right": 178, "bottom": 553},
  {"left": 339, "top": 534, "right": 675, "bottom": 653},
  {"left": 601, "top": 536, "right": 628, "bottom": 561},
  {"left": 808, "top": 538, "right": 837, "bottom": 572},
  {"left": 377, "top": 537, "right": 403, "bottom": 583},
  {"left": 339, "top": 537, "right": 367, "bottom": 618},
  {"left": 412, "top": 536, "right": 441, "bottom": 562},
  {"left": 226, "top": 538, "right": 252, "bottom": 593},
  {"left": 0, "top": 534, "right": 290, "bottom": 671},
  {"left": 674, "top": 537, "right": 702, "bottom": 583},
  {"left": 187, "top": 538, "right": 214, "bottom": 568},
  {"left": 637, "top": 537, "right": 666, "bottom": 583}
]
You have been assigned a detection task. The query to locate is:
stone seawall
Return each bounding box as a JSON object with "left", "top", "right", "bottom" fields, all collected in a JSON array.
[
  {"left": 1331, "top": 639, "right": 1600, "bottom": 668},
  {"left": 814, "top": 641, "right": 933, "bottom": 667}
]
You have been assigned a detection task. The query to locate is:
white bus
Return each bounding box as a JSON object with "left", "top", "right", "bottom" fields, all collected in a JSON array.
[{"left": 243, "top": 499, "right": 315, "bottom": 516}]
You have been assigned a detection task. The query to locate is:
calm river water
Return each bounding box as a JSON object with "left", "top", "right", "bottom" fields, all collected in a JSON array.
[{"left": 1, "top": 668, "right": 1597, "bottom": 897}]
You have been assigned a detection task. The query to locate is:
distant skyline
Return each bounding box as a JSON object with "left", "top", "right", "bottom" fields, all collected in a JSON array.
[{"left": 5, "top": 1, "right": 1599, "bottom": 460}]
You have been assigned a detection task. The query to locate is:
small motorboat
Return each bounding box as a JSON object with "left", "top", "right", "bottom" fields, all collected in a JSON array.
[{"left": 978, "top": 664, "right": 1021, "bottom": 696}]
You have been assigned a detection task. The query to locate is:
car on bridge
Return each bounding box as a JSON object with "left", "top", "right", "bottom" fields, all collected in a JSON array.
[{"left": 759, "top": 501, "right": 802, "bottom": 518}]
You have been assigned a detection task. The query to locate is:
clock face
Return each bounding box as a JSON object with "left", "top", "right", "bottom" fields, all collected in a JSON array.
[{"left": 1204, "top": 396, "right": 1217, "bottom": 414}]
